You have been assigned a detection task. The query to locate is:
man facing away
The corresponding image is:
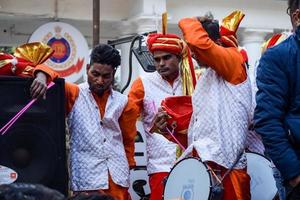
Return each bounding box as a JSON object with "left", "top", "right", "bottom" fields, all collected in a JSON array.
[
  {"left": 178, "top": 11, "right": 252, "bottom": 200},
  {"left": 254, "top": 0, "right": 300, "bottom": 198},
  {"left": 128, "top": 33, "right": 196, "bottom": 200}
]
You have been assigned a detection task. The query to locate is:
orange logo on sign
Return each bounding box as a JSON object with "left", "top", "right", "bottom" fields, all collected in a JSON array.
[{"left": 52, "top": 41, "right": 68, "bottom": 59}]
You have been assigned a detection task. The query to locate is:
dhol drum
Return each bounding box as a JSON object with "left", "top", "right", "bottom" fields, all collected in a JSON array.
[
  {"left": 246, "top": 152, "right": 278, "bottom": 200},
  {"left": 163, "top": 157, "right": 223, "bottom": 200}
]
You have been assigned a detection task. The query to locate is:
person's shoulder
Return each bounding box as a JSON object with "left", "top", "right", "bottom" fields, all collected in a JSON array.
[
  {"left": 77, "top": 82, "right": 89, "bottom": 90},
  {"left": 140, "top": 71, "right": 160, "bottom": 84},
  {"left": 258, "top": 38, "right": 294, "bottom": 73},
  {"left": 112, "top": 89, "right": 127, "bottom": 100}
]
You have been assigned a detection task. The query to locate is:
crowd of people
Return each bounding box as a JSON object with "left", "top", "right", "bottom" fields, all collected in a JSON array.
[{"left": 1, "top": 0, "right": 300, "bottom": 199}]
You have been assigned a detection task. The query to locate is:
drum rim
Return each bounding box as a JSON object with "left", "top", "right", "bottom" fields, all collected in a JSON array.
[
  {"left": 163, "top": 156, "right": 214, "bottom": 200},
  {"left": 245, "top": 151, "right": 272, "bottom": 162},
  {"left": 246, "top": 151, "right": 278, "bottom": 199}
]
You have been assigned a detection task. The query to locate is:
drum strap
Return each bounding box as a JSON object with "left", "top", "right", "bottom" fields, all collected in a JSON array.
[
  {"left": 209, "top": 151, "right": 244, "bottom": 186},
  {"left": 207, "top": 165, "right": 222, "bottom": 184},
  {"left": 219, "top": 151, "right": 244, "bottom": 184}
]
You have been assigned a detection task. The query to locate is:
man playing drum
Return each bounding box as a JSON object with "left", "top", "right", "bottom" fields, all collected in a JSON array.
[
  {"left": 128, "top": 32, "right": 196, "bottom": 200},
  {"left": 177, "top": 11, "right": 252, "bottom": 200}
]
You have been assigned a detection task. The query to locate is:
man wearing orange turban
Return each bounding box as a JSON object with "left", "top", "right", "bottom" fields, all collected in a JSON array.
[
  {"left": 178, "top": 10, "right": 252, "bottom": 200},
  {"left": 128, "top": 33, "right": 196, "bottom": 200}
]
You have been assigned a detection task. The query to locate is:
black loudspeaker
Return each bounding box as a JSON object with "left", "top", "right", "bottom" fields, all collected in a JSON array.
[
  {"left": 132, "top": 45, "right": 156, "bottom": 73},
  {"left": 0, "top": 76, "right": 67, "bottom": 196}
]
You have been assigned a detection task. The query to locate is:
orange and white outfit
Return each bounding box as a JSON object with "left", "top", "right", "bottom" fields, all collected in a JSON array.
[
  {"left": 65, "top": 82, "right": 137, "bottom": 200},
  {"left": 179, "top": 11, "right": 252, "bottom": 200},
  {"left": 128, "top": 33, "right": 196, "bottom": 200}
]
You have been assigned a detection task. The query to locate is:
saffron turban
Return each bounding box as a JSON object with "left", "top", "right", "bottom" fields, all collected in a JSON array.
[
  {"left": 147, "top": 33, "right": 196, "bottom": 96},
  {"left": 147, "top": 33, "right": 195, "bottom": 144},
  {"left": 0, "top": 42, "right": 54, "bottom": 77}
]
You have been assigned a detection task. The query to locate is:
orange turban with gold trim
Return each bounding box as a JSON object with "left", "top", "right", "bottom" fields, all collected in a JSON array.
[
  {"left": 0, "top": 42, "right": 54, "bottom": 77},
  {"left": 147, "top": 33, "right": 196, "bottom": 96},
  {"left": 147, "top": 33, "right": 196, "bottom": 146}
]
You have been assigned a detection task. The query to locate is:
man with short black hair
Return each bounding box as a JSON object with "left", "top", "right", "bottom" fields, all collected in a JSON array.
[{"left": 66, "top": 44, "right": 137, "bottom": 200}]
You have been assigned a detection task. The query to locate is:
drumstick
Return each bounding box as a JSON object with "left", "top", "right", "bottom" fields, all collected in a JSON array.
[{"left": 165, "top": 126, "right": 186, "bottom": 151}]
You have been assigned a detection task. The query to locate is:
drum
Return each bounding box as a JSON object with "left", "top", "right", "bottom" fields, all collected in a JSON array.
[
  {"left": 163, "top": 157, "right": 222, "bottom": 200},
  {"left": 246, "top": 152, "right": 278, "bottom": 200}
]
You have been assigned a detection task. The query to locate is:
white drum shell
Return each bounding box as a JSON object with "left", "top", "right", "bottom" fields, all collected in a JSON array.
[
  {"left": 247, "top": 152, "right": 277, "bottom": 200},
  {"left": 164, "top": 158, "right": 212, "bottom": 200}
]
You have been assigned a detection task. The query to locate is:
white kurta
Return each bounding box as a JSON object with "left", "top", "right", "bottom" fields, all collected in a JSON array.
[
  {"left": 68, "top": 83, "right": 130, "bottom": 191},
  {"left": 246, "top": 62, "right": 265, "bottom": 154},
  {"left": 186, "top": 68, "right": 252, "bottom": 169},
  {"left": 141, "top": 71, "right": 183, "bottom": 174}
]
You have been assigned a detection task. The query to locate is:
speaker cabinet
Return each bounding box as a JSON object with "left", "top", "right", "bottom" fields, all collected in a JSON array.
[{"left": 0, "top": 76, "right": 67, "bottom": 196}]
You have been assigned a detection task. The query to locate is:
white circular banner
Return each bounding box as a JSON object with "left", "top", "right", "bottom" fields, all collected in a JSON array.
[{"left": 29, "top": 22, "right": 89, "bottom": 83}]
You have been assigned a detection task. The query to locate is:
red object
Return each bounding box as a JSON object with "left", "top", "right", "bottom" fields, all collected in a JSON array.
[
  {"left": 0, "top": 53, "right": 33, "bottom": 76},
  {"left": 161, "top": 96, "right": 193, "bottom": 148},
  {"left": 239, "top": 48, "right": 248, "bottom": 64},
  {"left": 219, "top": 11, "right": 245, "bottom": 48},
  {"left": 147, "top": 33, "right": 183, "bottom": 55},
  {"left": 149, "top": 172, "right": 169, "bottom": 200}
]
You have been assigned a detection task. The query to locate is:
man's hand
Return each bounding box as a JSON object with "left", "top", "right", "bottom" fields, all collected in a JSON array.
[
  {"left": 30, "top": 71, "right": 48, "bottom": 99},
  {"left": 289, "top": 174, "right": 300, "bottom": 187},
  {"left": 151, "top": 107, "right": 169, "bottom": 133}
]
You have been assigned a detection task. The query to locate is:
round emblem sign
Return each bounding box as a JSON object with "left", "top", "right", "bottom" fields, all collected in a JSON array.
[{"left": 29, "top": 22, "right": 89, "bottom": 83}]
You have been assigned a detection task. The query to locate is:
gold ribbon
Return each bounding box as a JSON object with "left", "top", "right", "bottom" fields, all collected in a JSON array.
[
  {"left": 221, "top": 10, "right": 245, "bottom": 33},
  {"left": 180, "top": 41, "right": 194, "bottom": 96},
  {"left": 162, "top": 12, "right": 168, "bottom": 35},
  {"left": 14, "top": 42, "right": 53, "bottom": 66},
  {"left": 181, "top": 57, "right": 194, "bottom": 96}
]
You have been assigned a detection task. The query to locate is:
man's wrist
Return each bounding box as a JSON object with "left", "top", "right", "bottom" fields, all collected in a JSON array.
[{"left": 35, "top": 71, "right": 47, "bottom": 81}]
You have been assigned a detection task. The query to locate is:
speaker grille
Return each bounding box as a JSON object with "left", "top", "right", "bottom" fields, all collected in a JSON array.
[{"left": 0, "top": 76, "right": 67, "bottom": 196}]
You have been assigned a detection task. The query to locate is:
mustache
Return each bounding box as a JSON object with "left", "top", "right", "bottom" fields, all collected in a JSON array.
[{"left": 158, "top": 68, "right": 169, "bottom": 72}]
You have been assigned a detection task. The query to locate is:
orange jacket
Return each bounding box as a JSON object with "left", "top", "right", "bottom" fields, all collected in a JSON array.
[{"left": 178, "top": 18, "right": 247, "bottom": 85}]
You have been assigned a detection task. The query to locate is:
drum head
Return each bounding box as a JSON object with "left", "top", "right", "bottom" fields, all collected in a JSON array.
[
  {"left": 164, "top": 157, "right": 211, "bottom": 200},
  {"left": 247, "top": 152, "right": 277, "bottom": 200}
]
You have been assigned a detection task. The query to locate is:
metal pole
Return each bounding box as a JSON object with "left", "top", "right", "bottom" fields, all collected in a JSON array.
[{"left": 93, "top": 0, "right": 100, "bottom": 47}]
